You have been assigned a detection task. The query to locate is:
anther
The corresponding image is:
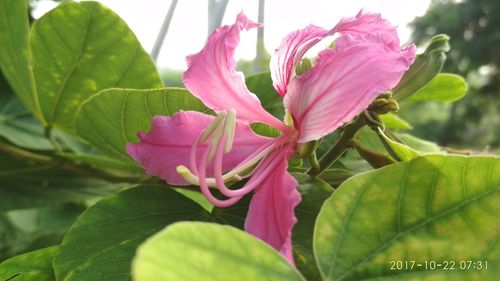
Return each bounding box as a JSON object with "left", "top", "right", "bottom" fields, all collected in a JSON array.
[{"left": 199, "top": 110, "right": 227, "bottom": 144}]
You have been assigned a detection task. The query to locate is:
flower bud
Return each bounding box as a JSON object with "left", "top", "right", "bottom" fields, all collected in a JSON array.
[{"left": 368, "top": 98, "right": 400, "bottom": 114}]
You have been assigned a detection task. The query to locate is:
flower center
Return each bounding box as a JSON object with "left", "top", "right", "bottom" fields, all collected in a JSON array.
[{"left": 176, "top": 109, "right": 281, "bottom": 207}]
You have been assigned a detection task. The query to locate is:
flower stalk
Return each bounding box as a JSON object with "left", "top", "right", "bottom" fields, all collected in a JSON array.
[{"left": 308, "top": 115, "right": 366, "bottom": 177}]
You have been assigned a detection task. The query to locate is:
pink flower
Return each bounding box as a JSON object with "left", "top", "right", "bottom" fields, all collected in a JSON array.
[{"left": 127, "top": 11, "right": 415, "bottom": 264}]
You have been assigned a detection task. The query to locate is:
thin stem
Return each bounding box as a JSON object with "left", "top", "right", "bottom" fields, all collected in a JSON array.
[
  {"left": 307, "top": 116, "right": 366, "bottom": 177},
  {"left": 308, "top": 152, "right": 320, "bottom": 171},
  {"left": 150, "top": 0, "right": 179, "bottom": 62}
]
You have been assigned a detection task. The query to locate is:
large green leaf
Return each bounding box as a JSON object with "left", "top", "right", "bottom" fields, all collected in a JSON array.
[
  {"left": 53, "top": 185, "right": 211, "bottom": 281},
  {"left": 211, "top": 174, "right": 335, "bottom": 281},
  {"left": 408, "top": 73, "right": 467, "bottom": 102},
  {"left": 293, "top": 174, "right": 334, "bottom": 281},
  {"left": 30, "top": 1, "right": 162, "bottom": 130},
  {"left": 132, "top": 222, "right": 305, "bottom": 281},
  {"left": 0, "top": 246, "right": 58, "bottom": 281},
  {"left": 74, "top": 88, "right": 209, "bottom": 164},
  {"left": 0, "top": 93, "right": 52, "bottom": 150},
  {"left": 0, "top": 0, "right": 40, "bottom": 120},
  {"left": 314, "top": 155, "right": 500, "bottom": 280}
]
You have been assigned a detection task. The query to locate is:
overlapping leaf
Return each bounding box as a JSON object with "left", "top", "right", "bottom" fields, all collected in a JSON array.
[
  {"left": 53, "top": 185, "right": 211, "bottom": 281},
  {"left": 409, "top": 73, "right": 467, "bottom": 102},
  {"left": 132, "top": 222, "right": 305, "bottom": 281},
  {"left": 0, "top": 1, "right": 163, "bottom": 130},
  {"left": 0, "top": 0, "right": 39, "bottom": 119},
  {"left": 31, "top": 1, "right": 163, "bottom": 130},
  {"left": 74, "top": 88, "right": 210, "bottom": 163},
  {"left": 314, "top": 155, "right": 500, "bottom": 280},
  {"left": 0, "top": 246, "right": 58, "bottom": 281}
]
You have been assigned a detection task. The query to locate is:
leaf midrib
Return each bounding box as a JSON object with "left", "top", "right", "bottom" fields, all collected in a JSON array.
[{"left": 48, "top": 3, "right": 95, "bottom": 125}]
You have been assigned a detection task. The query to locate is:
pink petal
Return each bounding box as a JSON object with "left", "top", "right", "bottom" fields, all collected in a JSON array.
[
  {"left": 244, "top": 147, "right": 301, "bottom": 264},
  {"left": 126, "top": 111, "right": 273, "bottom": 186},
  {"left": 270, "top": 25, "right": 330, "bottom": 96},
  {"left": 270, "top": 10, "right": 401, "bottom": 97},
  {"left": 332, "top": 10, "right": 400, "bottom": 50},
  {"left": 183, "top": 12, "right": 286, "bottom": 131},
  {"left": 284, "top": 34, "right": 416, "bottom": 143}
]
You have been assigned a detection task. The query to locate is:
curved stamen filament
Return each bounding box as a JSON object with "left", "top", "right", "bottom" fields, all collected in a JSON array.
[
  {"left": 198, "top": 139, "right": 242, "bottom": 207},
  {"left": 189, "top": 132, "right": 204, "bottom": 175},
  {"left": 213, "top": 135, "right": 284, "bottom": 197},
  {"left": 177, "top": 140, "right": 276, "bottom": 187}
]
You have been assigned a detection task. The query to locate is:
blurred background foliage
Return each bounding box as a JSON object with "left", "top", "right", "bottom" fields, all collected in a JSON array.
[{"left": 405, "top": 0, "right": 499, "bottom": 150}]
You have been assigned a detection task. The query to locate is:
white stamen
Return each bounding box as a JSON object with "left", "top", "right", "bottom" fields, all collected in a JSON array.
[
  {"left": 223, "top": 109, "right": 237, "bottom": 153},
  {"left": 199, "top": 111, "right": 227, "bottom": 144},
  {"left": 176, "top": 142, "right": 277, "bottom": 187}
]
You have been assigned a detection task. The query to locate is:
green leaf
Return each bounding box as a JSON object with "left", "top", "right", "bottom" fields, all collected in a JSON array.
[
  {"left": 0, "top": 159, "right": 123, "bottom": 211},
  {"left": 212, "top": 194, "right": 251, "bottom": 229},
  {"left": 74, "top": 88, "right": 209, "bottom": 163},
  {"left": 293, "top": 174, "right": 334, "bottom": 281},
  {"left": 397, "top": 133, "right": 442, "bottom": 153},
  {"left": 318, "top": 168, "right": 355, "bottom": 187},
  {"left": 377, "top": 128, "right": 421, "bottom": 161},
  {"left": 355, "top": 128, "right": 423, "bottom": 162},
  {"left": 60, "top": 152, "right": 144, "bottom": 175},
  {"left": 408, "top": 73, "right": 468, "bottom": 102},
  {"left": 53, "top": 185, "right": 211, "bottom": 281},
  {"left": 0, "top": 246, "right": 58, "bottom": 281},
  {"left": 251, "top": 122, "right": 281, "bottom": 137},
  {"left": 132, "top": 222, "right": 305, "bottom": 281},
  {"left": 0, "top": 0, "right": 41, "bottom": 121},
  {"left": 314, "top": 155, "right": 500, "bottom": 280},
  {"left": 393, "top": 34, "right": 450, "bottom": 101},
  {"left": 30, "top": 1, "right": 162, "bottom": 130},
  {"left": 245, "top": 72, "right": 284, "bottom": 137},
  {"left": 0, "top": 93, "right": 52, "bottom": 150},
  {"left": 173, "top": 188, "right": 213, "bottom": 212},
  {"left": 246, "top": 72, "right": 284, "bottom": 118},
  {"left": 1, "top": 204, "right": 84, "bottom": 260},
  {"left": 355, "top": 127, "right": 386, "bottom": 152},
  {"left": 379, "top": 113, "right": 413, "bottom": 130}
]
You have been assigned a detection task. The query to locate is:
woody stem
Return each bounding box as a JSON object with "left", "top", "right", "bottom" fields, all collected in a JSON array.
[{"left": 307, "top": 115, "right": 366, "bottom": 177}]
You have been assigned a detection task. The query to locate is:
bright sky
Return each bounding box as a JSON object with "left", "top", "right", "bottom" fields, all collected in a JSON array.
[{"left": 33, "top": 0, "right": 431, "bottom": 70}]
